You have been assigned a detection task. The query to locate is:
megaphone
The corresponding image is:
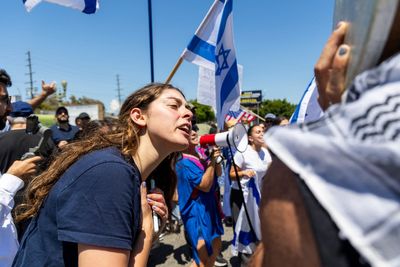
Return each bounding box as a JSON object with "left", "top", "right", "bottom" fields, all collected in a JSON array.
[{"left": 199, "top": 123, "right": 248, "bottom": 153}]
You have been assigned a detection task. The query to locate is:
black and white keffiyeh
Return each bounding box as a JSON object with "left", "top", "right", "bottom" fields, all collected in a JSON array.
[{"left": 265, "top": 53, "right": 400, "bottom": 267}]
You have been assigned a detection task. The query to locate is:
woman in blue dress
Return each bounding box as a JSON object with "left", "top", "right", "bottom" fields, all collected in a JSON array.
[{"left": 176, "top": 129, "right": 224, "bottom": 267}]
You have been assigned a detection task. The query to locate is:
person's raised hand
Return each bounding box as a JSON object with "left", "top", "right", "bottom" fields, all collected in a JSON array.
[
  {"left": 314, "top": 22, "right": 351, "bottom": 110},
  {"left": 41, "top": 80, "right": 57, "bottom": 97}
]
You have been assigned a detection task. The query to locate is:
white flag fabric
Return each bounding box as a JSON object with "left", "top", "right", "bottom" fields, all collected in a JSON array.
[
  {"left": 231, "top": 178, "right": 261, "bottom": 256},
  {"left": 23, "top": 0, "right": 99, "bottom": 14},
  {"left": 181, "top": 0, "right": 223, "bottom": 70},
  {"left": 183, "top": 0, "right": 240, "bottom": 129},
  {"left": 290, "top": 78, "right": 324, "bottom": 124},
  {"left": 197, "top": 64, "right": 243, "bottom": 111}
]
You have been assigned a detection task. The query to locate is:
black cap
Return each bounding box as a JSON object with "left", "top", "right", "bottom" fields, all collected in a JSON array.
[
  {"left": 55, "top": 106, "right": 68, "bottom": 115},
  {"left": 77, "top": 112, "right": 90, "bottom": 120}
]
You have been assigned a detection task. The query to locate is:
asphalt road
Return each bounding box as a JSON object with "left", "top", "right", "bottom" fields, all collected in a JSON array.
[{"left": 148, "top": 223, "right": 240, "bottom": 267}]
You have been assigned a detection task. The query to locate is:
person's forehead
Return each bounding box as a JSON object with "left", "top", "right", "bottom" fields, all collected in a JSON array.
[
  {"left": 159, "top": 89, "right": 188, "bottom": 106},
  {"left": 160, "top": 88, "right": 184, "bottom": 99}
]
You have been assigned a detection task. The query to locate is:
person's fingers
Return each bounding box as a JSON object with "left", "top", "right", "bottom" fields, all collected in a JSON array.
[
  {"left": 24, "top": 156, "right": 42, "bottom": 164},
  {"left": 24, "top": 165, "right": 37, "bottom": 175},
  {"left": 315, "top": 22, "right": 348, "bottom": 109},
  {"left": 147, "top": 194, "right": 166, "bottom": 206},
  {"left": 315, "top": 22, "right": 348, "bottom": 77},
  {"left": 148, "top": 187, "right": 164, "bottom": 195},
  {"left": 151, "top": 203, "right": 168, "bottom": 220},
  {"left": 326, "top": 44, "right": 351, "bottom": 104}
]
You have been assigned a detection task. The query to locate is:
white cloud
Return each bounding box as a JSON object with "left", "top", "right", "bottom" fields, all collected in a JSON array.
[{"left": 110, "top": 99, "right": 121, "bottom": 113}]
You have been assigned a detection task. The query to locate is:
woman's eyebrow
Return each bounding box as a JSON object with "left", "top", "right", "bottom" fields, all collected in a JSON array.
[{"left": 164, "top": 96, "right": 188, "bottom": 107}]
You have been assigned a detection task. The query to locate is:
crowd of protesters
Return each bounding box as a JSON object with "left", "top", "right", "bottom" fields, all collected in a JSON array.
[{"left": 1, "top": 8, "right": 400, "bottom": 267}]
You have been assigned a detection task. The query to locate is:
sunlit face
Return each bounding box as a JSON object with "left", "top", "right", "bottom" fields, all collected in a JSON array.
[
  {"left": 279, "top": 119, "right": 289, "bottom": 126},
  {"left": 259, "top": 123, "right": 266, "bottom": 133},
  {"left": 189, "top": 130, "right": 199, "bottom": 147},
  {"left": 0, "top": 83, "right": 11, "bottom": 125},
  {"left": 56, "top": 110, "right": 69, "bottom": 123},
  {"left": 145, "top": 89, "right": 193, "bottom": 152},
  {"left": 249, "top": 125, "right": 265, "bottom": 147}
]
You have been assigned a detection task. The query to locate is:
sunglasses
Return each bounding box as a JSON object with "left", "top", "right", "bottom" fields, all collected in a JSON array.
[
  {"left": 56, "top": 111, "right": 68, "bottom": 115},
  {"left": 0, "top": 94, "right": 11, "bottom": 104}
]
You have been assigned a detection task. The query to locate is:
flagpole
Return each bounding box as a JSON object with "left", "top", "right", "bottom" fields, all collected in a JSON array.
[
  {"left": 147, "top": 0, "right": 155, "bottom": 82},
  {"left": 240, "top": 105, "right": 265, "bottom": 121},
  {"left": 165, "top": 57, "right": 183, "bottom": 84}
]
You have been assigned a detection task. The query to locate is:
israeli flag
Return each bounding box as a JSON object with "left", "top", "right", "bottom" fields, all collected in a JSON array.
[
  {"left": 23, "top": 0, "right": 99, "bottom": 14},
  {"left": 231, "top": 178, "right": 261, "bottom": 256},
  {"left": 290, "top": 77, "right": 324, "bottom": 124},
  {"left": 182, "top": 0, "right": 224, "bottom": 70},
  {"left": 182, "top": 0, "right": 240, "bottom": 129}
]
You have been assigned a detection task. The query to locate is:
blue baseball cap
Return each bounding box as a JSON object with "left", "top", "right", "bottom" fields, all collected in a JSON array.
[{"left": 10, "top": 101, "right": 33, "bottom": 118}]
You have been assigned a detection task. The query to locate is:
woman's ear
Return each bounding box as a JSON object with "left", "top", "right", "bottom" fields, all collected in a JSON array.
[
  {"left": 248, "top": 135, "right": 254, "bottom": 144},
  {"left": 130, "top": 108, "right": 146, "bottom": 127}
]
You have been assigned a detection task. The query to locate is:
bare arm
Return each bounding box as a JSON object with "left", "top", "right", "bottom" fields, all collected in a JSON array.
[
  {"left": 197, "top": 148, "right": 222, "bottom": 192},
  {"left": 78, "top": 245, "right": 130, "bottom": 267},
  {"left": 129, "top": 182, "right": 154, "bottom": 267},
  {"left": 229, "top": 164, "right": 256, "bottom": 181},
  {"left": 260, "top": 157, "right": 320, "bottom": 267}
]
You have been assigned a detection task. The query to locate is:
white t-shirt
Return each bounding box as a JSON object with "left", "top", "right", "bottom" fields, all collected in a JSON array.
[{"left": 231, "top": 146, "right": 272, "bottom": 190}]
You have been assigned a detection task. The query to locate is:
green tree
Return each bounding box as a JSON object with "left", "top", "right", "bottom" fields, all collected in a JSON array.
[
  {"left": 37, "top": 94, "right": 59, "bottom": 110},
  {"left": 259, "top": 98, "right": 296, "bottom": 118},
  {"left": 190, "top": 100, "right": 215, "bottom": 123}
]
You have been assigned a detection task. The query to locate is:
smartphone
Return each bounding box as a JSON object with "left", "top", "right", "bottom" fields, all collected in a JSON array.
[
  {"left": 26, "top": 115, "right": 40, "bottom": 135},
  {"left": 150, "top": 179, "right": 160, "bottom": 233}
]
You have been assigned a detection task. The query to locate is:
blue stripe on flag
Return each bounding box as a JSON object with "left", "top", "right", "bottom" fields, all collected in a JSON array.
[
  {"left": 220, "top": 60, "right": 239, "bottom": 108},
  {"left": 238, "top": 230, "right": 258, "bottom": 246},
  {"left": 83, "top": 0, "right": 97, "bottom": 14},
  {"left": 187, "top": 35, "right": 216, "bottom": 63},
  {"left": 290, "top": 78, "right": 314, "bottom": 123},
  {"left": 216, "top": 0, "right": 232, "bottom": 43},
  {"left": 289, "top": 77, "right": 317, "bottom": 124},
  {"left": 248, "top": 179, "right": 260, "bottom": 205}
]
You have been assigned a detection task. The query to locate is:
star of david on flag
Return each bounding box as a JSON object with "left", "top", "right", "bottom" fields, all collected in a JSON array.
[
  {"left": 182, "top": 0, "right": 240, "bottom": 129},
  {"left": 23, "top": 0, "right": 99, "bottom": 14},
  {"left": 216, "top": 44, "right": 231, "bottom": 75}
]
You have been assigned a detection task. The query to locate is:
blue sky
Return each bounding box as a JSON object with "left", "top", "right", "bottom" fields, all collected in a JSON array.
[{"left": 1, "top": 1, "right": 334, "bottom": 112}]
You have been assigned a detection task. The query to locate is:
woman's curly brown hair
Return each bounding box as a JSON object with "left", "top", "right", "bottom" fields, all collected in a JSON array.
[{"left": 15, "top": 83, "right": 183, "bottom": 222}]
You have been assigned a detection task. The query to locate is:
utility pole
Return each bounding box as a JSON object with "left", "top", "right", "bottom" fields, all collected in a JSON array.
[
  {"left": 25, "top": 51, "right": 36, "bottom": 99},
  {"left": 147, "top": 0, "right": 155, "bottom": 82},
  {"left": 116, "top": 74, "right": 123, "bottom": 106}
]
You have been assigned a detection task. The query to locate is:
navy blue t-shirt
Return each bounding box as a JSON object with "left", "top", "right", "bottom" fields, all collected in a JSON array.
[
  {"left": 13, "top": 147, "right": 141, "bottom": 267},
  {"left": 50, "top": 124, "right": 79, "bottom": 144}
]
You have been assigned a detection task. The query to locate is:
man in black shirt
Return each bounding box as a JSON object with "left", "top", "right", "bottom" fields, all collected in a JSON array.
[{"left": 0, "top": 101, "right": 55, "bottom": 174}]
